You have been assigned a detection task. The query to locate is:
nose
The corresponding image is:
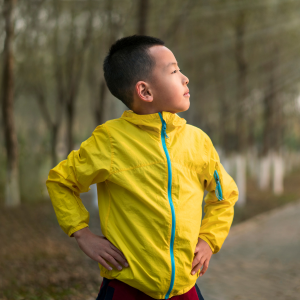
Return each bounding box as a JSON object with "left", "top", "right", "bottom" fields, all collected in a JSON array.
[
  {"left": 183, "top": 74, "right": 189, "bottom": 85},
  {"left": 181, "top": 72, "right": 189, "bottom": 85}
]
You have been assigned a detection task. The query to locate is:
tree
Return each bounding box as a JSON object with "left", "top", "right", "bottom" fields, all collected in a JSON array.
[
  {"left": 1, "top": 0, "right": 20, "bottom": 206},
  {"left": 234, "top": 9, "right": 248, "bottom": 206},
  {"left": 137, "top": 0, "right": 149, "bottom": 35}
]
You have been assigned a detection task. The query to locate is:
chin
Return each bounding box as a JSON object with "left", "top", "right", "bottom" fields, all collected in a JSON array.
[
  {"left": 175, "top": 107, "right": 189, "bottom": 114},
  {"left": 170, "top": 100, "right": 190, "bottom": 113},
  {"left": 180, "top": 101, "right": 190, "bottom": 112}
]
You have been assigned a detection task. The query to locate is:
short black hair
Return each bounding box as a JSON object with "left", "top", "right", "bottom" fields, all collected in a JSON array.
[{"left": 103, "top": 35, "right": 165, "bottom": 110}]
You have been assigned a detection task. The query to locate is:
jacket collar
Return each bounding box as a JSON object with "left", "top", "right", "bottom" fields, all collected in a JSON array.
[{"left": 120, "top": 110, "right": 187, "bottom": 135}]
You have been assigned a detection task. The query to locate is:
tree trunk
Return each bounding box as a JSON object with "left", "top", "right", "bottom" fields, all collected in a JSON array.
[
  {"left": 51, "top": 124, "right": 58, "bottom": 167},
  {"left": 98, "top": 79, "right": 107, "bottom": 125},
  {"left": 259, "top": 45, "right": 285, "bottom": 194},
  {"left": 1, "top": 0, "right": 20, "bottom": 206},
  {"left": 66, "top": 100, "right": 75, "bottom": 154},
  {"left": 65, "top": 7, "right": 94, "bottom": 154},
  {"left": 137, "top": 0, "right": 149, "bottom": 35},
  {"left": 91, "top": 0, "right": 123, "bottom": 126},
  {"left": 235, "top": 11, "right": 248, "bottom": 153},
  {"left": 234, "top": 11, "right": 248, "bottom": 206},
  {"left": 211, "top": 45, "right": 231, "bottom": 154},
  {"left": 258, "top": 74, "right": 273, "bottom": 191},
  {"left": 247, "top": 146, "right": 258, "bottom": 180},
  {"left": 258, "top": 153, "right": 272, "bottom": 190},
  {"left": 235, "top": 154, "right": 247, "bottom": 207},
  {"left": 272, "top": 152, "right": 284, "bottom": 195}
]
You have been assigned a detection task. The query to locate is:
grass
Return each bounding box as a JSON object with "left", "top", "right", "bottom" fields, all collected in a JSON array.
[{"left": 232, "top": 167, "right": 300, "bottom": 225}]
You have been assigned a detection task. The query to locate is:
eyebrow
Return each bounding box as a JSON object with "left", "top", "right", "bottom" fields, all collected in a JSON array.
[{"left": 165, "top": 62, "right": 178, "bottom": 69}]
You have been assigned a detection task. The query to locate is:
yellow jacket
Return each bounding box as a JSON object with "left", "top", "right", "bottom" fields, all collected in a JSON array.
[{"left": 46, "top": 110, "right": 239, "bottom": 299}]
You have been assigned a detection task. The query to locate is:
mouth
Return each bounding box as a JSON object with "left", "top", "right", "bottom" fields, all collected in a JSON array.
[{"left": 183, "top": 90, "right": 190, "bottom": 97}]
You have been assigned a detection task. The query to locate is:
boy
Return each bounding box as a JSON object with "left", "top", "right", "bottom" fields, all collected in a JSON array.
[{"left": 46, "top": 35, "right": 239, "bottom": 300}]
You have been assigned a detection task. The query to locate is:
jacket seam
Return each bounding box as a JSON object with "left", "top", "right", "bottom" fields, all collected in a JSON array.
[
  {"left": 103, "top": 124, "right": 114, "bottom": 176},
  {"left": 65, "top": 137, "right": 95, "bottom": 181},
  {"left": 48, "top": 169, "right": 70, "bottom": 181},
  {"left": 104, "top": 180, "right": 112, "bottom": 238},
  {"left": 107, "top": 160, "right": 207, "bottom": 189},
  {"left": 171, "top": 161, "right": 205, "bottom": 177},
  {"left": 109, "top": 160, "right": 166, "bottom": 175},
  {"left": 72, "top": 190, "right": 88, "bottom": 212},
  {"left": 170, "top": 161, "right": 206, "bottom": 190}
]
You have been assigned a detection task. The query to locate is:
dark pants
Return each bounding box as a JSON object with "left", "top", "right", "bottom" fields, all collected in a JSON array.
[{"left": 96, "top": 277, "right": 205, "bottom": 300}]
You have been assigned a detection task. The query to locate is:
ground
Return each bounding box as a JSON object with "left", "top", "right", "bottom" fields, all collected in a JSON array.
[
  {"left": 1, "top": 168, "right": 300, "bottom": 299},
  {"left": 197, "top": 199, "right": 300, "bottom": 300},
  {"left": 0, "top": 200, "right": 102, "bottom": 300}
]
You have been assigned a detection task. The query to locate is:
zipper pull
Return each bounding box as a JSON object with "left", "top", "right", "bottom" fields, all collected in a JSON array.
[
  {"left": 162, "top": 122, "right": 169, "bottom": 139},
  {"left": 214, "top": 170, "right": 224, "bottom": 201}
]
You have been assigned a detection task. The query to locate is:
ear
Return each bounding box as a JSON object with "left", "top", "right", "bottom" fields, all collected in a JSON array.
[{"left": 135, "top": 81, "right": 153, "bottom": 103}]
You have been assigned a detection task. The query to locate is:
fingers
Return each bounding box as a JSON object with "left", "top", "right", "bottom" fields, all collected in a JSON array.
[
  {"left": 109, "top": 248, "right": 129, "bottom": 267},
  {"left": 96, "top": 250, "right": 128, "bottom": 271},
  {"left": 78, "top": 235, "right": 129, "bottom": 271},
  {"left": 191, "top": 255, "right": 205, "bottom": 275},
  {"left": 199, "top": 261, "right": 209, "bottom": 277},
  {"left": 97, "top": 256, "right": 113, "bottom": 271},
  {"left": 109, "top": 244, "right": 129, "bottom": 266},
  {"left": 192, "top": 253, "right": 202, "bottom": 269},
  {"left": 101, "top": 245, "right": 129, "bottom": 270},
  {"left": 109, "top": 242, "right": 121, "bottom": 254},
  {"left": 191, "top": 259, "right": 209, "bottom": 276},
  {"left": 194, "top": 241, "right": 200, "bottom": 254},
  {"left": 102, "top": 252, "right": 124, "bottom": 270},
  {"left": 107, "top": 241, "right": 129, "bottom": 267}
]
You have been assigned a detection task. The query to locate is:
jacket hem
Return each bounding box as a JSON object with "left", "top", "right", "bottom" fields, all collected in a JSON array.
[
  {"left": 100, "top": 269, "right": 115, "bottom": 279},
  {"left": 100, "top": 270, "right": 198, "bottom": 299},
  {"left": 168, "top": 281, "right": 198, "bottom": 299}
]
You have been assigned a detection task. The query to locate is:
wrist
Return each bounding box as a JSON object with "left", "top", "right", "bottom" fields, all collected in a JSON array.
[
  {"left": 73, "top": 227, "right": 90, "bottom": 239},
  {"left": 198, "top": 237, "right": 214, "bottom": 253}
]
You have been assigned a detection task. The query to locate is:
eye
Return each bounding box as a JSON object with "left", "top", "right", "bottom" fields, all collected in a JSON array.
[{"left": 172, "top": 69, "right": 181, "bottom": 74}]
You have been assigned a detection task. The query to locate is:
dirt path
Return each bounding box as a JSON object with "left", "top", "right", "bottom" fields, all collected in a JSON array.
[{"left": 197, "top": 199, "right": 300, "bottom": 300}]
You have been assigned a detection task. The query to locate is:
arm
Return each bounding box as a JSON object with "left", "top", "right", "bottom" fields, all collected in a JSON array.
[
  {"left": 199, "top": 137, "right": 239, "bottom": 254},
  {"left": 192, "top": 137, "right": 239, "bottom": 277},
  {"left": 46, "top": 124, "right": 129, "bottom": 270},
  {"left": 46, "top": 124, "right": 111, "bottom": 237}
]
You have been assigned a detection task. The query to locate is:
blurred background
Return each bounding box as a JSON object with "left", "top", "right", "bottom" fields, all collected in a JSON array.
[{"left": 1, "top": 0, "right": 300, "bottom": 299}]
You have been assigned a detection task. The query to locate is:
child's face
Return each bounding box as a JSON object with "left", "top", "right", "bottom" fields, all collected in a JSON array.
[
  {"left": 148, "top": 46, "right": 190, "bottom": 113},
  {"left": 133, "top": 45, "right": 190, "bottom": 114}
]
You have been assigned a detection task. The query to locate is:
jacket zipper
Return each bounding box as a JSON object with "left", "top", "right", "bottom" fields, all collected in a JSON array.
[
  {"left": 214, "top": 170, "right": 224, "bottom": 201},
  {"left": 158, "top": 112, "right": 176, "bottom": 299}
]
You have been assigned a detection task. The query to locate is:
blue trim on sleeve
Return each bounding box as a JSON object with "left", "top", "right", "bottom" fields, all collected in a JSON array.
[{"left": 214, "top": 170, "right": 224, "bottom": 201}]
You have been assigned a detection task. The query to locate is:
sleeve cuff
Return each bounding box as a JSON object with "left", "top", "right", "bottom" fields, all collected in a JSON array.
[{"left": 68, "top": 223, "right": 89, "bottom": 237}]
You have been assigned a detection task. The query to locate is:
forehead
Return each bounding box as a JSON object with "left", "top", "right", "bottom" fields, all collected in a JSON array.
[{"left": 148, "top": 45, "right": 177, "bottom": 70}]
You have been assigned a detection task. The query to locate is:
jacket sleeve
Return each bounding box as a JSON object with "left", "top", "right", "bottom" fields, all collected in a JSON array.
[
  {"left": 198, "top": 137, "right": 239, "bottom": 254},
  {"left": 46, "top": 124, "right": 111, "bottom": 237}
]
